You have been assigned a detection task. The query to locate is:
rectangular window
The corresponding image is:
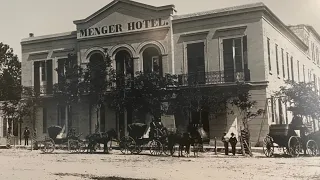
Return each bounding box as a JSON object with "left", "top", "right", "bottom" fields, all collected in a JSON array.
[
  {"left": 278, "top": 98, "right": 283, "bottom": 124},
  {"left": 267, "top": 38, "right": 271, "bottom": 72},
  {"left": 187, "top": 42, "right": 205, "bottom": 84},
  {"left": 43, "top": 108, "right": 47, "bottom": 133},
  {"left": 316, "top": 47, "right": 319, "bottom": 64},
  {"left": 270, "top": 97, "right": 275, "bottom": 123},
  {"left": 34, "top": 61, "right": 40, "bottom": 94},
  {"left": 303, "top": 64, "right": 306, "bottom": 82},
  {"left": 281, "top": 48, "right": 285, "bottom": 78},
  {"left": 291, "top": 56, "right": 294, "bottom": 82},
  {"left": 286, "top": 53, "right": 290, "bottom": 80},
  {"left": 275, "top": 44, "right": 279, "bottom": 76},
  {"left": 312, "top": 43, "right": 315, "bottom": 61},
  {"left": 297, "top": 60, "right": 300, "bottom": 82},
  {"left": 222, "top": 36, "right": 247, "bottom": 82},
  {"left": 40, "top": 61, "right": 46, "bottom": 81},
  {"left": 58, "top": 58, "right": 66, "bottom": 83}
]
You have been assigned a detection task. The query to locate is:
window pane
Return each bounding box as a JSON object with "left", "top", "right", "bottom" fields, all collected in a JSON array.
[{"left": 235, "top": 38, "right": 243, "bottom": 72}]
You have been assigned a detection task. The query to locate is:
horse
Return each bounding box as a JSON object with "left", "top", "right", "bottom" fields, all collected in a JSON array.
[
  {"left": 86, "top": 129, "right": 118, "bottom": 154},
  {"left": 167, "top": 124, "right": 208, "bottom": 157},
  {"left": 167, "top": 131, "right": 192, "bottom": 157}
]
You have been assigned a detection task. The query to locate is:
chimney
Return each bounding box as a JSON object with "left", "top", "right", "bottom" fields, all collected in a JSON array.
[{"left": 29, "top": 33, "right": 34, "bottom": 37}]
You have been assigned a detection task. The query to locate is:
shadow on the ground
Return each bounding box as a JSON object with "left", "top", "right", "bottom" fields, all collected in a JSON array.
[
  {"left": 53, "top": 173, "right": 156, "bottom": 180},
  {"left": 254, "top": 154, "right": 319, "bottom": 158}
]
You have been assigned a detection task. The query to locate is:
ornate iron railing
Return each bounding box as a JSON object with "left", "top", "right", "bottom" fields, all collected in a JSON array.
[{"left": 178, "top": 70, "right": 250, "bottom": 86}]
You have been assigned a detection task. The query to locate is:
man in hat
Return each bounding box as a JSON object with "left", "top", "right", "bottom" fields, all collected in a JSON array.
[
  {"left": 221, "top": 132, "right": 229, "bottom": 155},
  {"left": 229, "top": 132, "right": 238, "bottom": 155},
  {"left": 23, "top": 127, "right": 30, "bottom": 146}
]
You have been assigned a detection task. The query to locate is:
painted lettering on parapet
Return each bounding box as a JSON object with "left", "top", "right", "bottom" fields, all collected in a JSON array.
[{"left": 78, "top": 18, "right": 169, "bottom": 38}]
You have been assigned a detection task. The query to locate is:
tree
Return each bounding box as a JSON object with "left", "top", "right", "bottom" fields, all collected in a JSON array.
[
  {"left": 81, "top": 52, "right": 114, "bottom": 133},
  {"left": 230, "top": 83, "right": 264, "bottom": 155},
  {"left": 109, "top": 71, "right": 178, "bottom": 125},
  {"left": 275, "top": 80, "right": 320, "bottom": 131},
  {"left": 0, "top": 42, "right": 40, "bottom": 145},
  {"left": 53, "top": 53, "right": 85, "bottom": 130}
]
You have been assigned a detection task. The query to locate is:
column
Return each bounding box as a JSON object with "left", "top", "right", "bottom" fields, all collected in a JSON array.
[
  {"left": 133, "top": 57, "right": 140, "bottom": 75},
  {"left": 161, "top": 54, "right": 169, "bottom": 74}
]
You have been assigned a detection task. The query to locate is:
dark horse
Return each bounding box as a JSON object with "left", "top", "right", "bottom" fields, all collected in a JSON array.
[
  {"left": 86, "top": 129, "right": 118, "bottom": 154},
  {"left": 167, "top": 131, "right": 192, "bottom": 157},
  {"left": 167, "top": 124, "right": 208, "bottom": 157}
]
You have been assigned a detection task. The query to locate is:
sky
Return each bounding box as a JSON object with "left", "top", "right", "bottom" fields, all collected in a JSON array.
[{"left": 1, "top": 0, "right": 320, "bottom": 60}]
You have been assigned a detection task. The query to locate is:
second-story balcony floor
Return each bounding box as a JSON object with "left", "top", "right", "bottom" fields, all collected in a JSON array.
[{"left": 178, "top": 70, "right": 251, "bottom": 87}]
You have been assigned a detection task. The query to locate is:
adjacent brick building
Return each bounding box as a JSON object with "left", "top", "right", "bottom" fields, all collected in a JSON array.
[{"left": 18, "top": 0, "right": 320, "bottom": 145}]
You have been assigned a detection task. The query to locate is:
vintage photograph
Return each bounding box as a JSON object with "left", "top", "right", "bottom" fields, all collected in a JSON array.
[{"left": 0, "top": 0, "right": 319, "bottom": 179}]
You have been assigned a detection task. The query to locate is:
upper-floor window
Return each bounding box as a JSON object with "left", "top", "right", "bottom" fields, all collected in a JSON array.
[
  {"left": 281, "top": 48, "right": 285, "bottom": 78},
  {"left": 275, "top": 44, "right": 279, "bottom": 76},
  {"left": 34, "top": 60, "right": 53, "bottom": 94},
  {"left": 267, "top": 38, "right": 271, "bottom": 72},
  {"left": 291, "top": 56, "right": 294, "bottom": 82},
  {"left": 303, "top": 64, "right": 306, "bottom": 82},
  {"left": 297, "top": 60, "right": 300, "bottom": 82},
  {"left": 222, "top": 36, "right": 248, "bottom": 82},
  {"left": 40, "top": 61, "right": 46, "bottom": 81},
  {"left": 316, "top": 47, "right": 319, "bottom": 64},
  {"left": 286, "top": 53, "right": 290, "bottom": 80},
  {"left": 143, "top": 47, "right": 162, "bottom": 76},
  {"left": 312, "top": 43, "right": 315, "bottom": 61},
  {"left": 187, "top": 41, "right": 205, "bottom": 84}
]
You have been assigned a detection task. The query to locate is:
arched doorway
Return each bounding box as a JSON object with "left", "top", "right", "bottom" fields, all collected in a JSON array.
[
  {"left": 142, "top": 47, "right": 162, "bottom": 75},
  {"left": 115, "top": 50, "right": 134, "bottom": 137},
  {"left": 89, "top": 52, "right": 106, "bottom": 132}
]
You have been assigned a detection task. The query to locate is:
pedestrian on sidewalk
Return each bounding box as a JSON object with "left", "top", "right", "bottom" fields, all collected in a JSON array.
[
  {"left": 221, "top": 132, "right": 229, "bottom": 155},
  {"left": 24, "top": 127, "right": 30, "bottom": 146},
  {"left": 229, "top": 132, "right": 238, "bottom": 155}
]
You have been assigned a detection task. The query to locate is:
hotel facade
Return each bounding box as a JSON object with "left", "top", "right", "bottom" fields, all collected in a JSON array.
[{"left": 13, "top": 0, "right": 320, "bottom": 144}]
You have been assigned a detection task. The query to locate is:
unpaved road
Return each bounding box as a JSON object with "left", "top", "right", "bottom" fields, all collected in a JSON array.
[{"left": 0, "top": 149, "right": 319, "bottom": 180}]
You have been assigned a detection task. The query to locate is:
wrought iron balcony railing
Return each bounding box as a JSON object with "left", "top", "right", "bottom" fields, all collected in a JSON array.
[{"left": 178, "top": 70, "right": 251, "bottom": 86}]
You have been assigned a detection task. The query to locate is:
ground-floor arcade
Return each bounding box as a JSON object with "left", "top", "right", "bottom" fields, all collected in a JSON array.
[{"left": 16, "top": 87, "right": 269, "bottom": 146}]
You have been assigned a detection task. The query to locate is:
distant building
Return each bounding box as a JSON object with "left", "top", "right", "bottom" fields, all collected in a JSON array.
[{"left": 21, "top": 0, "right": 320, "bottom": 144}]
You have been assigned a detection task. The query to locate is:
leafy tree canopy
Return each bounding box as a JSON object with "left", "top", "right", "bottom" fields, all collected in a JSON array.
[{"left": 275, "top": 80, "right": 320, "bottom": 122}]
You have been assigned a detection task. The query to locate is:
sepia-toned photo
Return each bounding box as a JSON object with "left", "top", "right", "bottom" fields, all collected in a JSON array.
[{"left": 0, "top": 0, "right": 319, "bottom": 179}]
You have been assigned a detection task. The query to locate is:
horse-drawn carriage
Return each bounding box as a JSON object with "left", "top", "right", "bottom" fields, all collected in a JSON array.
[
  {"left": 37, "top": 126, "right": 85, "bottom": 153},
  {"left": 119, "top": 122, "right": 171, "bottom": 156},
  {"left": 263, "top": 123, "right": 319, "bottom": 157}
]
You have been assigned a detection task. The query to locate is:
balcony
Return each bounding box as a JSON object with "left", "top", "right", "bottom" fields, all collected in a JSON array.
[{"left": 178, "top": 70, "right": 250, "bottom": 86}]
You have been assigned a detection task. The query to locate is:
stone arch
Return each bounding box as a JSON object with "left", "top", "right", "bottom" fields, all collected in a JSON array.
[
  {"left": 84, "top": 46, "right": 106, "bottom": 62},
  {"left": 137, "top": 41, "right": 166, "bottom": 55},
  {"left": 109, "top": 44, "right": 136, "bottom": 58}
]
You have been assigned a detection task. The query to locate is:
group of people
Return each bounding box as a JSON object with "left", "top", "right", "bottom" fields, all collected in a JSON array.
[{"left": 221, "top": 132, "right": 238, "bottom": 155}]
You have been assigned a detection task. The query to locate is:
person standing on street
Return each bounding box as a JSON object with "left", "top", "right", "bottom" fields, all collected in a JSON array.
[
  {"left": 221, "top": 132, "right": 229, "bottom": 155},
  {"left": 229, "top": 132, "right": 238, "bottom": 155},
  {"left": 24, "top": 127, "right": 30, "bottom": 146}
]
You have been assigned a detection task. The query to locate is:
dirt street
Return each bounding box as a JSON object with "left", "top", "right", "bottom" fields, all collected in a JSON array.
[{"left": 0, "top": 149, "right": 319, "bottom": 180}]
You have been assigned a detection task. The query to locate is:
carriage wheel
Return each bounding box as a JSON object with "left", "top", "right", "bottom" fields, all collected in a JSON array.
[
  {"left": 306, "top": 140, "right": 319, "bottom": 157},
  {"left": 150, "top": 140, "right": 163, "bottom": 156},
  {"left": 40, "top": 138, "right": 55, "bottom": 153},
  {"left": 288, "top": 136, "right": 301, "bottom": 157},
  {"left": 263, "top": 136, "right": 274, "bottom": 157},
  {"left": 119, "top": 136, "right": 136, "bottom": 154},
  {"left": 68, "top": 140, "right": 79, "bottom": 153}
]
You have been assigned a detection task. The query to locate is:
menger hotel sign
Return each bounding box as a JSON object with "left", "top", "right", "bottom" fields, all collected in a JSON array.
[{"left": 78, "top": 18, "right": 169, "bottom": 39}]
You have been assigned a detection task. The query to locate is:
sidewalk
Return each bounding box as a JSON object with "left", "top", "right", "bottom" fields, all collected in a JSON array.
[{"left": 0, "top": 144, "right": 264, "bottom": 155}]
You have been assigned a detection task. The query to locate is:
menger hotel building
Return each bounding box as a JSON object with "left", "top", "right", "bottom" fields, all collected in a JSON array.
[{"left": 9, "top": 0, "right": 320, "bottom": 144}]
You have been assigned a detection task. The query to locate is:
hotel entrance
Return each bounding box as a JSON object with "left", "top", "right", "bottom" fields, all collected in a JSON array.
[{"left": 115, "top": 50, "right": 134, "bottom": 137}]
